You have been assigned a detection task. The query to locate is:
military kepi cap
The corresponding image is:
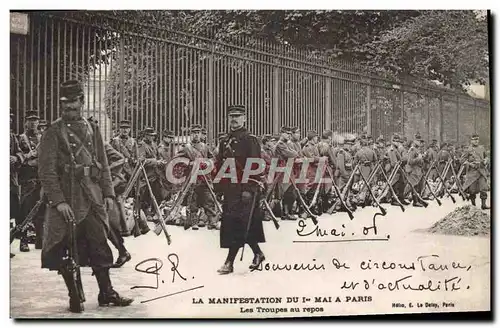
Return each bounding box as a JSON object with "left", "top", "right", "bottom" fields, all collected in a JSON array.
[
  {"left": 290, "top": 126, "right": 300, "bottom": 133},
  {"left": 307, "top": 130, "right": 318, "bottom": 139},
  {"left": 119, "top": 120, "right": 131, "bottom": 128},
  {"left": 60, "top": 80, "right": 84, "bottom": 101},
  {"left": 144, "top": 127, "right": 157, "bottom": 136},
  {"left": 38, "top": 120, "right": 48, "bottom": 128},
  {"left": 227, "top": 105, "right": 246, "bottom": 116},
  {"left": 25, "top": 110, "right": 40, "bottom": 120},
  {"left": 163, "top": 130, "right": 175, "bottom": 138},
  {"left": 280, "top": 126, "right": 290, "bottom": 133},
  {"left": 190, "top": 124, "right": 202, "bottom": 133},
  {"left": 471, "top": 133, "right": 479, "bottom": 140}
]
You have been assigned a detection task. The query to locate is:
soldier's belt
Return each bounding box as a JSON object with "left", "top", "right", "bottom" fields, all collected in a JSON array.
[{"left": 63, "top": 164, "right": 101, "bottom": 180}]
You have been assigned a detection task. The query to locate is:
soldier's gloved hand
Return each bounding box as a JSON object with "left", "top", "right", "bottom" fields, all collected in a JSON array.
[
  {"left": 241, "top": 191, "right": 253, "bottom": 203},
  {"left": 56, "top": 202, "right": 75, "bottom": 223},
  {"left": 104, "top": 197, "right": 114, "bottom": 211}
]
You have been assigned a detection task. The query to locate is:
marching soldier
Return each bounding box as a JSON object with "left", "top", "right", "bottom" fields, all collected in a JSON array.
[
  {"left": 38, "top": 80, "right": 132, "bottom": 313},
  {"left": 215, "top": 105, "right": 265, "bottom": 274},
  {"left": 18, "top": 110, "right": 43, "bottom": 251},
  {"left": 274, "top": 126, "right": 300, "bottom": 220},
  {"left": 10, "top": 112, "right": 24, "bottom": 259},
  {"left": 176, "top": 124, "right": 218, "bottom": 230},
  {"left": 335, "top": 135, "right": 355, "bottom": 190},
  {"left": 110, "top": 120, "right": 138, "bottom": 179},
  {"left": 462, "top": 134, "right": 490, "bottom": 209}
]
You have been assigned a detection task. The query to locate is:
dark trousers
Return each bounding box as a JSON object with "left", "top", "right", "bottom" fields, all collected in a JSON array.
[
  {"left": 187, "top": 184, "right": 217, "bottom": 225},
  {"left": 42, "top": 208, "right": 113, "bottom": 270}
]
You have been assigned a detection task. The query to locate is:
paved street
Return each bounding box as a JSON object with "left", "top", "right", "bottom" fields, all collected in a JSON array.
[{"left": 10, "top": 196, "right": 490, "bottom": 318}]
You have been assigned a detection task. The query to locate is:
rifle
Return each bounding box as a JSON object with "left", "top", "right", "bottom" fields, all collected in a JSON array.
[
  {"left": 10, "top": 197, "right": 45, "bottom": 244},
  {"left": 324, "top": 165, "right": 354, "bottom": 219},
  {"left": 375, "top": 162, "right": 405, "bottom": 212},
  {"left": 140, "top": 163, "right": 171, "bottom": 245},
  {"left": 248, "top": 178, "right": 280, "bottom": 230},
  {"left": 396, "top": 163, "right": 429, "bottom": 207},
  {"left": 62, "top": 154, "right": 85, "bottom": 305},
  {"left": 353, "top": 164, "right": 387, "bottom": 216},
  {"left": 290, "top": 178, "right": 318, "bottom": 225},
  {"left": 326, "top": 164, "right": 358, "bottom": 215}
]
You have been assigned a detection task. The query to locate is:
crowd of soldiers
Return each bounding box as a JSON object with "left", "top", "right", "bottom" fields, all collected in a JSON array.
[
  {"left": 9, "top": 79, "right": 491, "bottom": 314},
  {"left": 10, "top": 110, "right": 491, "bottom": 258}
]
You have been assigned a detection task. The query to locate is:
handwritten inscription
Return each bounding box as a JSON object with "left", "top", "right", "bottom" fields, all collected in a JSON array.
[
  {"left": 295, "top": 219, "right": 390, "bottom": 243},
  {"left": 131, "top": 253, "right": 202, "bottom": 304}
]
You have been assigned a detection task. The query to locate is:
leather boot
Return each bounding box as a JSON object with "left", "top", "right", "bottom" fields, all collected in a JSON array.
[
  {"left": 112, "top": 250, "right": 131, "bottom": 268},
  {"left": 469, "top": 194, "right": 477, "bottom": 206},
  {"left": 481, "top": 198, "right": 490, "bottom": 210},
  {"left": 137, "top": 211, "right": 150, "bottom": 235},
  {"left": 19, "top": 235, "right": 30, "bottom": 252},
  {"left": 412, "top": 193, "right": 423, "bottom": 207},
  {"left": 249, "top": 252, "right": 266, "bottom": 270},
  {"left": 94, "top": 268, "right": 133, "bottom": 307},
  {"left": 60, "top": 269, "right": 85, "bottom": 313},
  {"left": 217, "top": 261, "right": 234, "bottom": 275}
]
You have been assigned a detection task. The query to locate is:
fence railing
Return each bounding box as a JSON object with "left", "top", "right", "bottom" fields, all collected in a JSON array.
[{"left": 10, "top": 11, "right": 491, "bottom": 148}]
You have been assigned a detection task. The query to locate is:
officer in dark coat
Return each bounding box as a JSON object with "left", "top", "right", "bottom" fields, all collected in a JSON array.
[
  {"left": 215, "top": 105, "right": 265, "bottom": 274},
  {"left": 38, "top": 80, "right": 132, "bottom": 313},
  {"left": 18, "top": 110, "right": 43, "bottom": 251},
  {"left": 10, "top": 112, "right": 24, "bottom": 259}
]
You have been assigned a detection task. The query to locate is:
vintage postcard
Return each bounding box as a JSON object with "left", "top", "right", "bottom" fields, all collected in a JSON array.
[{"left": 9, "top": 10, "right": 491, "bottom": 318}]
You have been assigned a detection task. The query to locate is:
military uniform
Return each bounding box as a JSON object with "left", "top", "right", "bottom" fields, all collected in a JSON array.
[
  {"left": 274, "top": 126, "right": 299, "bottom": 220},
  {"left": 18, "top": 110, "right": 43, "bottom": 251},
  {"left": 10, "top": 112, "right": 24, "bottom": 258},
  {"left": 404, "top": 134, "right": 426, "bottom": 206},
  {"left": 385, "top": 134, "right": 409, "bottom": 205},
  {"left": 462, "top": 134, "right": 490, "bottom": 209},
  {"left": 215, "top": 105, "right": 265, "bottom": 275},
  {"left": 176, "top": 124, "right": 217, "bottom": 230},
  {"left": 110, "top": 120, "right": 138, "bottom": 179},
  {"left": 103, "top": 142, "right": 131, "bottom": 267},
  {"left": 38, "top": 80, "right": 132, "bottom": 313},
  {"left": 137, "top": 127, "right": 164, "bottom": 215},
  {"left": 299, "top": 131, "right": 321, "bottom": 211},
  {"left": 335, "top": 137, "right": 354, "bottom": 190}
]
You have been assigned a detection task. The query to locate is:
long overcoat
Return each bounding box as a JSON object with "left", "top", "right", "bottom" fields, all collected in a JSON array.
[{"left": 216, "top": 127, "right": 265, "bottom": 248}]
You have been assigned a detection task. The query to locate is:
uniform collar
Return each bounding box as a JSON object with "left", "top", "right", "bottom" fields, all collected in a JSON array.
[{"left": 229, "top": 127, "right": 247, "bottom": 137}]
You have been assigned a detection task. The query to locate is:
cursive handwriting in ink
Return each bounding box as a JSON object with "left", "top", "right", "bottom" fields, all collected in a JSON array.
[
  {"left": 296, "top": 219, "right": 346, "bottom": 238},
  {"left": 131, "top": 258, "right": 163, "bottom": 290},
  {"left": 167, "top": 253, "right": 187, "bottom": 283}
]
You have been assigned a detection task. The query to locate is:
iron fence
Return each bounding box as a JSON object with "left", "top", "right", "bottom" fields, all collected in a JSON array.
[{"left": 10, "top": 11, "right": 491, "bottom": 148}]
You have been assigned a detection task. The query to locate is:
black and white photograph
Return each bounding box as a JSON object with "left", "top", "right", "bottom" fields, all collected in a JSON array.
[{"left": 8, "top": 9, "right": 491, "bottom": 318}]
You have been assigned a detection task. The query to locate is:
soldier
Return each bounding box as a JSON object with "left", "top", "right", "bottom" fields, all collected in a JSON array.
[
  {"left": 317, "top": 130, "right": 336, "bottom": 211},
  {"left": 274, "top": 126, "right": 300, "bottom": 220},
  {"left": 385, "top": 134, "right": 410, "bottom": 206},
  {"left": 103, "top": 142, "right": 132, "bottom": 268},
  {"left": 176, "top": 124, "right": 218, "bottom": 230},
  {"left": 38, "top": 80, "right": 132, "bottom": 313},
  {"left": 17, "top": 110, "right": 43, "bottom": 251},
  {"left": 201, "top": 127, "right": 208, "bottom": 144},
  {"left": 335, "top": 135, "right": 355, "bottom": 191},
  {"left": 215, "top": 105, "right": 265, "bottom": 274},
  {"left": 462, "top": 134, "right": 490, "bottom": 209},
  {"left": 353, "top": 134, "right": 378, "bottom": 205},
  {"left": 110, "top": 120, "right": 138, "bottom": 179},
  {"left": 38, "top": 120, "right": 49, "bottom": 134},
  {"left": 300, "top": 130, "right": 321, "bottom": 214},
  {"left": 10, "top": 112, "right": 24, "bottom": 258},
  {"left": 136, "top": 127, "right": 163, "bottom": 218},
  {"left": 405, "top": 134, "right": 427, "bottom": 207}
]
